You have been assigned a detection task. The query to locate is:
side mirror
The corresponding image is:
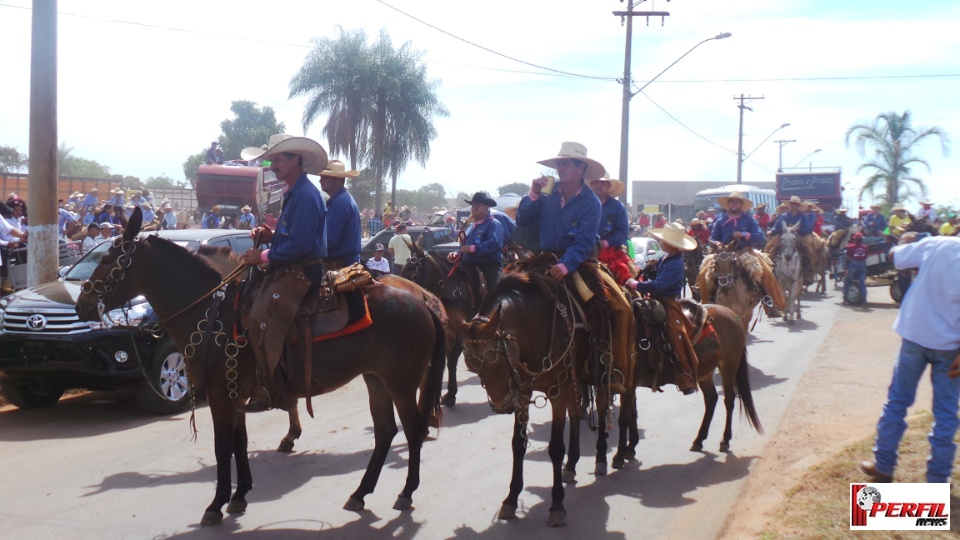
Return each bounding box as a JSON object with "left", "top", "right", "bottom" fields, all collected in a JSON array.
[{"left": 647, "top": 249, "right": 657, "bottom": 255}]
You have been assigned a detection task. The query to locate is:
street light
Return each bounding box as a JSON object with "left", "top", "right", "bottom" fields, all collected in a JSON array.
[
  {"left": 618, "top": 31, "right": 732, "bottom": 205},
  {"left": 737, "top": 122, "right": 789, "bottom": 184},
  {"left": 743, "top": 122, "right": 790, "bottom": 162},
  {"left": 789, "top": 149, "right": 821, "bottom": 170}
]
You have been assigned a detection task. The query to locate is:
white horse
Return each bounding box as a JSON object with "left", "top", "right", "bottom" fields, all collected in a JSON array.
[{"left": 775, "top": 221, "right": 804, "bottom": 324}]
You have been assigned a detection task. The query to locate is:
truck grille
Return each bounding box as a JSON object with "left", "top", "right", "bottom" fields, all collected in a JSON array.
[{"left": 3, "top": 308, "right": 93, "bottom": 335}]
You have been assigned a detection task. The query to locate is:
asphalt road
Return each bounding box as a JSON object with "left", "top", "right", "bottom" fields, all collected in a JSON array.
[{"left": 0, "top": 284, "right": 853, "bottom": 540}]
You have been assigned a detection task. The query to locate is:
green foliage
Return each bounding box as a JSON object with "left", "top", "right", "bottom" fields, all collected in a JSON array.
[
  {"left": 498, "top": 182, "right": 529, "bottom": 196},
  {"left": 109, "top": 174, "right": 142, "bottom": 187},
  {"left": 845, "top": 110, "right": 950, "bottom": 205},
  {"left": 144, "top": 175, "right": 176, "bottom": 188},
  {"left": 56, "top": 142, "right": 111, "bottom": 178},
  {"left": 181, "top": 151, "right": 206, "bottom": 188},
  {"left": 348, "top": 168, "right": 383, "bottom": 212},
  {"left": 393, "top": 183, "right": 448, "bottom": 211},
  {"left": 0, "top": 145, "right": 28, "bottom": 173},
  {"left": 219, "top": 101, "right": 285, "bottom": 161}
]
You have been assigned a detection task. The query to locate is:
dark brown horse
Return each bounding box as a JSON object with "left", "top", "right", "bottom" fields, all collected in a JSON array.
[
  {"left": 628, "top": 300, "right": 762, "bottom": 453},
  {"left": 74, "top": 208, "right": 446, "bottom": 526},
  {"left": 462, "top": 269, "right": 632, "bottom": 527}
]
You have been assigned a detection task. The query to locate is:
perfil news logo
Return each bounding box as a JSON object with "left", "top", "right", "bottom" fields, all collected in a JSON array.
[{"left": 850, "top": 483, "right": 950, "bottom": 530}]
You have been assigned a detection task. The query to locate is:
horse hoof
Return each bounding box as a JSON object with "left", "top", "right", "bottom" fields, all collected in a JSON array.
[
  {"left": 690, "top": 442, "right": 704, "bottom": 452},
  {"left": 547, "top": 510, "right": 567, "bottom": 527},
  {"left": 612, "top": 455, "right": 625, "bottom": 470},
  {"left": 623, "top": 450, "right": 636, "bottom": 461},
  {"left": 226, "top": 500, "right": 247, "bottom": 514},
  {"left": 343, "top": 497, "right": 365, "bottom": 512},
  {"left": 393, "top": 496, "right": 413, "bottom": 511},
  {"left": 594, "top": 462, "right": 608, "bottom": 476},
  {"left": 277, "top": 439, "right": 295, "bottom": 453},
  {"left": 441, "top": 393, "right": 456, "bottom": 408},
  {"left": 720, "top": 442, "right": 731, "bottom": 453},
  {"left": 497, "top": 503, "right": 517, "bottom": 520},
  {"left": 200, "top": 511, "right": 223, "bottom": 526},
  {"left": 561, "top": 469, "right": 576, "bottom": 484}
]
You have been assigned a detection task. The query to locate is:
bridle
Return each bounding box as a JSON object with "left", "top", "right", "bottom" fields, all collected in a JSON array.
[{"left": 714, "top": 250, "right": 740, "bottom": 288}]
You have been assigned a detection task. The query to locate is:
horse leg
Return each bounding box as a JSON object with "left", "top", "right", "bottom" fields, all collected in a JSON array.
[
  {"left": 690, "top": 377, "right": 718, "bottom": 452},
  {"left": 497, "top": 413, "right": 528, "bottom": 521},
  {"left": 719, "top": 374, "right": 737, "bottom": 453},
  {"left": 547, "top": 401, "right": 568, "bottom": 527},
  {"left": 624, "top": 391, "right": 640, "bottom": 461},
  {"left": 227, "top": 414, "right": 252, "bottom": 514},
  {"left": 344, "top": 374, "right": 399, "bottom": 511},
  {"left": 392, "top": 389, "right": 426, "bottom": 510},
  {"left": 562, "top": 399, "right": 581, "bottom": 484},
  {"left": 592, "top": 387, "right": 609, "bottom": 477},
  {"left": 612, "top": 389, "right": 634, "bottom": 469},
  {"left": 277, "top": 399, "right": 302, "bottom": 452},
  {"left": 201, "top": 394, "right": 239, "bottom": 526},
  {"left": 441, "top": 337, "right": 462, "bottom": 407}
]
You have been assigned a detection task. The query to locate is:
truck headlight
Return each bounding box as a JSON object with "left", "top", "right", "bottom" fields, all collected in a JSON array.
[{"left": 101, "top": 298, "right": 150, "bottom": 328}]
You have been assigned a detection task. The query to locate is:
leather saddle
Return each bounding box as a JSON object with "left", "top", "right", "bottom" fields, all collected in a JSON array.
[{"left": 299, "top": 263, "right": 373, "bottom": 336}]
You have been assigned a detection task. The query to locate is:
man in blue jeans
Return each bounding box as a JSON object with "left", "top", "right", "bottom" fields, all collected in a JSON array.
[
  {"left": 861, "top": 233, "right": 960, "bottom": 483},
  {"left": 843, "top": 232, "right": 868, "bottom": 304}
]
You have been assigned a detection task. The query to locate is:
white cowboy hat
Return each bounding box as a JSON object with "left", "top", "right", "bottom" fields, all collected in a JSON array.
[
  {"left": 89, "top": 187, "right": 98, "bottom": 192},
  {"left": 717, "top": 191, "right": 754, "bottom": 211},
  {"left": 788, "top": 196, "right": 804, "bottom": 205},
  {"left": 110, "top": 188, "right": 124, "bottom": 195},
  {"left": 161, "top": 203, "right": 173, "bottom": 210},
  {"left": 920, "top": 199, "right": 932, "bottom": 206},
  {"left": 319, "top": 160, "right": 360, "bottom": 179},
  {"left": 837, "top": 207, "right": 848, "bottom": 213},
  {"left": 589, "top": 174, "right": 625, "bottom": 198},
  {"left": 648, "top": 222, "right": 698, "bottom": 251},
  {"left": 240, "top": 205, "right": 252, "bottom": 211},
  {"left": 537, "top": 142, "right": 606, "bottom": 182},
  {"left": 244, "top": 134, "right": 328, "bottom": 174},
  {"left": 69, "top": 191, "right": 83, "bottom": 198},
  {"left": 891, "top": 203, "right": 906, "bottom": 212},
  {"left": 240, "top": 144, "right": 269, "bottom": 161},
  {"left": 502, "top": 205, "right": 518, "bottom": 220}
]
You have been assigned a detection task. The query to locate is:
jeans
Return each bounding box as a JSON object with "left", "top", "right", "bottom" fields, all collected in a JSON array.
[
  {"left": 844, "top": 260, "right": 867, "bottom": 303},
  {"left": 873, "top": 339, "right": 960, "bottom": 482}
]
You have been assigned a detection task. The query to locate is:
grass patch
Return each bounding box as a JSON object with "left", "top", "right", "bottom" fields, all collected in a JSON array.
[{"left": 765, "top": 411, "right": 960, "bottom": 539}]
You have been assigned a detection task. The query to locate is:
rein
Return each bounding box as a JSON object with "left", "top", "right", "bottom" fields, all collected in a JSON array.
[{"left": 160, "top": 262, "right": 249, "bottom": 324}]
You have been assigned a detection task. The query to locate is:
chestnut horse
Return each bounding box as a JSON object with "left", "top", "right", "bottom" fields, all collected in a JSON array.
[
  {"left": 74, "top": 208, "right": 445, "bottom": 526},
  {"left": 629, "top": 300, "right": 762, "bottom": 452},
  {"left": 463, "top": 269, "right": 632, "bottom": 527}
]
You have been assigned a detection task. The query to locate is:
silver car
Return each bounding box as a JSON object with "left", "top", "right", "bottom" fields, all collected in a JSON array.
[{"left": 631, "top": 237, "right": 665, "bottom": 271}]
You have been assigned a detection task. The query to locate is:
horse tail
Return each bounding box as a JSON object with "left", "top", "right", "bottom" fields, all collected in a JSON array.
[
  {"left": 418, "top": 309, "right": 446, "bottom": 441},
  {"left": 735, "top": 348, "right": 763, "bottom": 434}
]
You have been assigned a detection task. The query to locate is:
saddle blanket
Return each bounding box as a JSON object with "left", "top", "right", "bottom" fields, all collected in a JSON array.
[{"left": 290, "top": 290, "right": 372, "bottom": 344}]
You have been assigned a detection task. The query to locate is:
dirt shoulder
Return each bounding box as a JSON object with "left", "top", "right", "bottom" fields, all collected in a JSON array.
[{"left": 720, "top": 295, "right": 931, "bottom": 538}]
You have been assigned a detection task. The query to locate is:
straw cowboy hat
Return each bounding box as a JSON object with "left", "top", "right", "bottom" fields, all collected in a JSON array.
[
  {"left": 837, "top": 207, "right": 848, "bottom": 213},
  {"left": 161, "top": 203, "right": 173, "bottom": 211},
  {"left": 870, "top": 203, "right": 882, "bottom": 210},
  {"left": 89, "top": 187, "right": 98, "bottom": 192},
  {"left": 69, "top": 191, "right": 83, "bottom": 198},
  {"left": 648, "top": 222, "right": 698, "bottom": 251},
  {"left": 589, "top": 174, "right": 625, "bottom": 198},
  {"left": 920, "top": 199, "right": 933, "bottom": 206},
  {"left": 319, "top": 160, "right": 360, "bottom": 178},
  {"left": 241, "top": 205, "right": 252, "bottom": 212},
  {"left": 110, "top": 188, "right": 124, "bottom": 195},
  {"left": 243, "top": 133, "right": 328, "bottom": 174},
  {"left": 756, "top": 203, "right": 767, "bottom": 210},
  {"left": 891, "top": 203, "right": 906, "bottom": 212},
  {"left": 464, "top": 192, "right": 497, "bottom": 207},
  {"left": 240, "top": 144, "right": 269, "bottom": 161},
  {"left": 717, "top": 191, "right": 753, "bottom": 211},
  {"left": 537, "top": 141, "right": 606, "bottom": 181},
  {"left": 503, "top": 206, "right": 518, "bottom": 220}
]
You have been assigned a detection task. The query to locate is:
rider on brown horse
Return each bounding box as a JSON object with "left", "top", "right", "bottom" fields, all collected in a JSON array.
[
  {"left": 516, "top": 141, "right": 634, "bottom": 393},
  {"left": 766, "top": 196, "right": 819, "bottom": 286},
  {"left": 449, "top": 192, "right": 506, "bottom": 287},
  {"left": 626, "top": 223, "right": 700, "bottom": 394},
  {"left": 589, "top": 175, "right": 634, "bottom": 285}
]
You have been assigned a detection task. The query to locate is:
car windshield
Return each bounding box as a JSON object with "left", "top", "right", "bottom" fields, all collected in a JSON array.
[{"left": 63, "top": 238, "right": 201, "bottom": 281}]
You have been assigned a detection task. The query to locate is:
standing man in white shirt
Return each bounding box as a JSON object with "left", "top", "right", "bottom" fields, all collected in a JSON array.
[
  {"left": 861, "top": 234, "right": 960, "bottom": 483},
  {"left": 387, "top": 223, "right": 413, "bottom": 275}
]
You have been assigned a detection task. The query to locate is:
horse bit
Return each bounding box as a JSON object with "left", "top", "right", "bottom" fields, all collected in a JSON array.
[{"left": 714, "top": 251, "right": 739, "bottom": 287}]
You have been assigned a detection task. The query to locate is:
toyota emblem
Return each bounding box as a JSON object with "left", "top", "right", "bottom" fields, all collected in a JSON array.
[{"left": 26, "top": 314, "right": 47, "bottom": 331}]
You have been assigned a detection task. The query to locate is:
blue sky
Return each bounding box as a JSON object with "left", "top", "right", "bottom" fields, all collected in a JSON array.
[{"left": 1, "top": 0, "right": 958, "bottom": 210}]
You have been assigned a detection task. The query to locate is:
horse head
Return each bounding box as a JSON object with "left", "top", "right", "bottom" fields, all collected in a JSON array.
[
  {"left": 75, "top": 207, "right": 145, "bottom": 322},
  {"left": 463, "top": 305, "right": 518, "bottom": 414}
]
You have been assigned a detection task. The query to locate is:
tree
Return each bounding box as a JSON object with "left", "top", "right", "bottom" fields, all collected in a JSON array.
[
  {"left": 219, "top": 101, "right": 285, "bottom": 161},
  {"left": 56, "top": 142, "right": 112, "bottom": 177},
  {"left": 498, "top": 182, "right": 529, "bottom": 196},
  {"left": 145, "top": 175, "right": 176, "bottom": 188},
  {"left": 846, "top": 111, "right": 950, "bottom": 205},
  {"left": 0, "top": 145, "right": 28, "bottom": 173},
  {"left": 181, "top": 151, "right": 206, "bottom": 188},
  {"left": 348, "top": 168, "right": 382, "bottom": 212}
]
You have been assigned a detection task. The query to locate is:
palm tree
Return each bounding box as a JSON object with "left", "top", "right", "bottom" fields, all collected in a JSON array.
[
  {"left": 845, "top": 111, "right": 949, "bottom": 206},
  {"left": 57, "top": 142, "right": 74, "bottom": 175}
]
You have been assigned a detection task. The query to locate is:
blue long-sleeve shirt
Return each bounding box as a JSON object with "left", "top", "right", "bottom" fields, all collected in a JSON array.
[
  {"left": 462, "top": 216, "right": 505, "bottom": 265},
  {"left": 634, "top": 252, "right": 684, "bottom": 297},
  {"left": 517, "top": 184, "right": 601, "bottom": 273},
  {"left": 710, "top": 212, "right": 765, "bottom": 247},
  {"left": 598, "top": 197, "right": 629, "bottom": 248},
  {"left": 269, "top": 174, "right": 327, "bottom": 269},
  {"left": 324, "top": 187, "right": 361, "bottom": 266},
  {"left": 490, "top": 209, "right": 517, "bottom": 243},
  {"left": 770, "top": 212, "right": 812, "bottom": 236},
  {"left": 863, "top": 212, "right": 887, "bottom": 236}
]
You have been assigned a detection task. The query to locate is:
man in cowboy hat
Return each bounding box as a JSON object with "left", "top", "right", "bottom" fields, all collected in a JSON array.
[
  {"left": 160, "top": 203, "right": 178, "bottom": 230},
  {"left": 917, "top": 199, "right": 938, "bottom": 222},
  {"left": 449, "top": 192, "right": 506, "bottom": 287},
  {"left": 240, "top": 134, "right": 329, "bottom": 412},
  {"left": 317, "top": 160, "right": 362, "bottom": 268},
  {"left": 626, "top": 223, "right": 701, "bottom": 394},
  {"left": 108, "top": 188, "right": 124, "bottom": 207},
  {"left": 203, "top": 205, "right": 221, "bottom": 229},
  {"left": 517, "top": 141, "right": 634, "bottom": 394},
  {"left": 68, "top": 191, "right": 84, "bottom": 209},
  {"left": 888, "top": 203, "right": 911, "bottom": 237},
  {"left": 238, "top": 205, "right": 256, "bottom": 230},
  {"left": 688, "top": 219, "right": 711, "bottom": 246},
  {"left": 589, "top": 175, "right": 632, "bottom": 285},
  {"left": 834, "top": 206, "right": 853, "bottom": 231},
  {"left": 705, "top": 191, "right": 786, "bottom": 317},
  {"left": 83, "top": 188, "right": 99, "bottom": 210},
  {"left": 862, "top": 203, "right": 887, "bottom": 237},
  {"left": 766, "top": 195, "right": 819, "bottom": 287},
  {"left": 754, "top": 202, "right": 771, "bottom": 232}
]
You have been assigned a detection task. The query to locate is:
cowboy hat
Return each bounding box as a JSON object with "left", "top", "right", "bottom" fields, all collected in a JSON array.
[
  {"left": 240, "top": 144, "right": 269, "bottom": 161},
  {"left": 920, "top": 199, "right": 932, "bottom": 206},
  {"left": 464, "top": 192, "right": 497, "bottom": 207},
  {"left": 891, "top": 203, "right": 906, "bottom": 212},
  {"left": 69, "top": 191, "right": 83, "bottom": 198},
  {"left": 589, "top": 174, "right": 625, "bottom": 198},
  {"left": 503, "top": 205, "right": 518, "bottom": 220},
  {"left": 870, "top": 203, "right": 882, "bottom": 210},
  {"left": 244, "top": 133, "right": 328, "bottom": 174},
  {"left": 537, "top": 142, "right": 606, "bottom": 181},
  {"left": 756, "top": 203, "right": 767, "bottom": 209},
  {"left": 319, "top": 160, "right": 360, "bottom": 179},
  {"left": 837, "top": 207, "right": 848, "bottom": 213},
  {"left": 211, "top": 205, "right": 221, "bottom": 212},
  {"left": 99, "top": 222, "right": 114, "bottom": 229},
  {"left": 110, "top": 188, "right": 124, "bottom": 195},
  {"left": 648, "top": 223, "right": 698, "bottom": 251},
  {"left": 241, "top": 205, "right": 252, "bottom": 211},
  {"left": 788, "top": 196, "right": 804, "bottom": 205},
  {"left": 161, "top": 203, "right": 173, "bottom": 210},
  {"left": 89, "top": 187, "right": 98, "bottom": 192},
  {"left": 717, "top": 191, "right": 754, "bottom": 211}
]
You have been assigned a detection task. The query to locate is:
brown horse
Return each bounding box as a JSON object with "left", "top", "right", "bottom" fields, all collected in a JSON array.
[
  {"left": 628, "top": 300, "right": 762, "bottom": 452},
  {"left": 463, "top": 269, "right": 632, "bottom": 527},
  {"left": 683, "top": 240, "right": 707, "bottom": 301},
  {"left": 696, "top": 244, "right": 767, "bottom": 331},
  {"left": 74, "top": 208, "right": 445, "bottom": 526}
]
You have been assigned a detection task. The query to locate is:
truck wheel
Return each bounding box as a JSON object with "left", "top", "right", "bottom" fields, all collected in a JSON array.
[
  {"left": 135, "top": 339, "right": 193, "bottom": 415},
  {"left": 0, "top": 381, "right": 64, "bottom": 409},
  {"left": 890, "top": 280, "right": 903, "bottom": 304},
  {"left": 844, "top": 285, "right": 862, "bottom": 305}
]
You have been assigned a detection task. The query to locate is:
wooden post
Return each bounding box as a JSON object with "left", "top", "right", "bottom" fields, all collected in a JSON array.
[{"left": 27, "top": 0, "right": 59, "bottom": 287}]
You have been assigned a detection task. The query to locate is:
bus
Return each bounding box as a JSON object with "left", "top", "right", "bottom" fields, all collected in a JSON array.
[{"left": 693, "top": 184, "right": 777, "bottom": 214}]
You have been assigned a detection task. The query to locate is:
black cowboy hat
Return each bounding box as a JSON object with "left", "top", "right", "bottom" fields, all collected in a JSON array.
[{"left": 463, "top": 192, "right": 497, "bottom": 207}]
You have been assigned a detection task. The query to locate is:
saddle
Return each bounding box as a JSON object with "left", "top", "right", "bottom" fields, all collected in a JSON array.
[
  {"left": 301, "top": 263, "right": 373, "bottom": 336},
  {"left": 632, "top": 297, "right": 712, "bottom": 392}
]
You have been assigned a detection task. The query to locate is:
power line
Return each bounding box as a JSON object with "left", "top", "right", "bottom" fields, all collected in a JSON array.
[{"left": 638, "top": 92, "right": 737, "bottom": 156}]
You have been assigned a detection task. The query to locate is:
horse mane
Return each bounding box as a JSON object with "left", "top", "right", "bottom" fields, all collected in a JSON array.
[
  {"left": 197, "top": 244, "right": 242, "bottom": 278},
  {"left": 477, "top": 270, "right": 558, "bottom": 318},
  {"left": 144, "top": 236, "right": 231, "bottom": 281}
]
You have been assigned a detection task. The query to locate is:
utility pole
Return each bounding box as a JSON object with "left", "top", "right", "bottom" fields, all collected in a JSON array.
[
  {"left": 775, "top": 139, "right": 795, "bottom": 172},
  {"left": 734, "top": 94, "right": 763, "bottom": 184},
  {"left": 614, "top": 2, "right": 670, "bottom": 208},
  {"left": 28, "top": 0, "right": 59, "bottom": 287}
]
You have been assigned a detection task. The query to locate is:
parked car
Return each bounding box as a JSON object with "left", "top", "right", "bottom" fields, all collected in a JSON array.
[
  {"left": 360, "top": 225, "right": 456, "bottom": 264},
  {"left": 0, "top": 230, "right": 258, "bottom": 414},
  {"left": 631, "top": 236, "right": 665, "bottom": 271}
]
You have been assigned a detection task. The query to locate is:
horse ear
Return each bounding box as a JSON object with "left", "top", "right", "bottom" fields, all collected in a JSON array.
[{"left": 125, "top": 207, "right": 143, "bottom": 241}]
